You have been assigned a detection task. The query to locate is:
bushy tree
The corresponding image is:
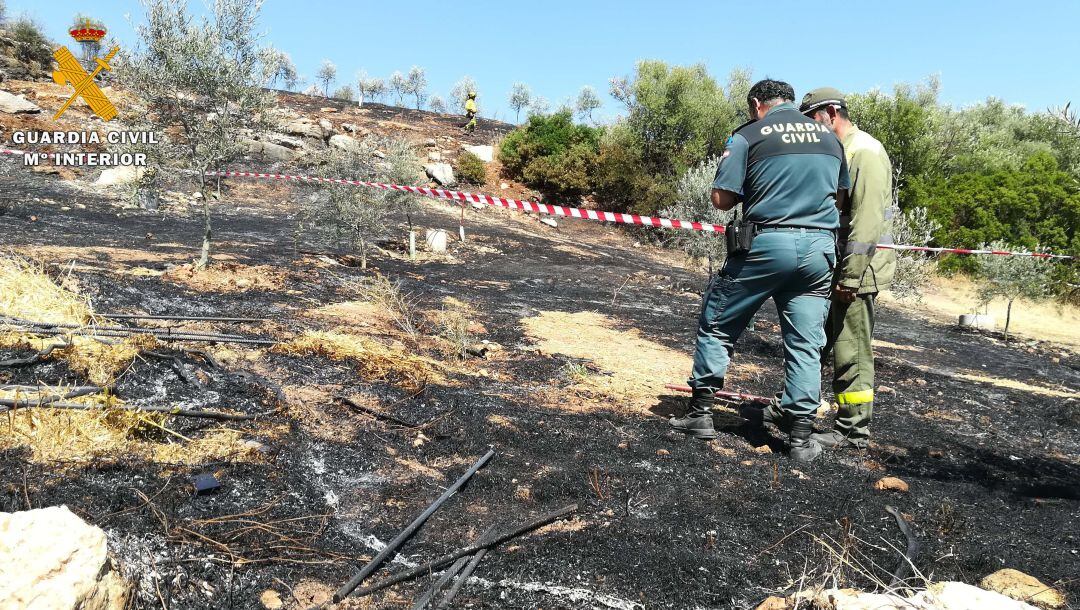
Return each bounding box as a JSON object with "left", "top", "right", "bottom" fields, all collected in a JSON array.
[
  {"left": 305, "top": 146, "right": 388, "bottom": 269},
  {"left": 8, "top": 16, "right": 52, "bottom": 67},
  {"left": 428, "top": 95, "right": 447, "bottom": 114},
  {"left": 593, "top": 61, "right": 744, "bottom": 216},
  {"left": 381, "top": 138, "right": 425, "bottom": 233},
  {"left": 389, "top": 70, "right": 407, "bottom": 106},
  {"left": 122, "top": 0, "right": 272, "bottom": 268},
  {"left": 331, "top": 85, "right": 355, "bottom": 102},
  {"left": 976, "top": 240, "right": 1053, "bottom": 340},
  {"left": 356, "top": 71, "right": 384, "bottom": 106},
  {"left": 509, "top": 82, "right": 531, "bottom": 123},
  {"left": 259, "top": 46, "right": 299, "bottom": 90},
  {"left": 575, "top": 85, "right": 601, "bottom": 123},
  {"left": 661, "top": 156, "right": 734, "bottom": 274},
  {"left": 316, "top": 60, "right": 336, "bottom": 98},
  {"left": 450, "top": 75, "right": 478, "bottom": 113},
  {"left": 405, "top": 65, "right": 427, "bottom": 110},
  {"left": 499, "top": 110, "right": 601, "bottom": 201}
]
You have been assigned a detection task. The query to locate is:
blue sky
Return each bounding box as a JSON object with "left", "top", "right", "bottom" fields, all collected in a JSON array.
[{"left": 14, "top": 0, "right": 1080, "bottom": 123}]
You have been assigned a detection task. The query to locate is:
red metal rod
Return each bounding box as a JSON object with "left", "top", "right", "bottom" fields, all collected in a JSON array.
[{"left": 663, "top": 383, "right": 772, "bottom": 405}]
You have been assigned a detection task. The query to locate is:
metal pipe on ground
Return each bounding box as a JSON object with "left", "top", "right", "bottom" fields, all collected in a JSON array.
[
  {"left": 334, "top": 448, "right": 497, "bottom": 602},
  {"left": 433, "top": 526, "right": 499, "bottom": 609},
  {"left": 0, "top": 401, "right": 261, "bottom": 421},
  {"left": 4, "top": 326, "right": 277, "bottom": 346},
  {"left": 664, "top": 383, "right": 772, "bottom": 405},
  {"left": 4, "top": 320, "right": 248, "bottom": 340},
  {"left": 413, "top": 525, "right": 497, "bottom": 610},
  {"left": 0, "top": 386, "right": 102, "bottom": 407},
  {"left": 347, "top": 504, "right": 579, "bottom": 599}
]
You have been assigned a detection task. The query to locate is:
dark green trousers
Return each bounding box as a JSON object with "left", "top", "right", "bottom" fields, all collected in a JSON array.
[{"left": 824, "top": 293, "right": 876, "bottom": 441}]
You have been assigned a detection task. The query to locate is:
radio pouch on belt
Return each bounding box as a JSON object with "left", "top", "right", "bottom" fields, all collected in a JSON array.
[{"left": 725, "top": 221, "right": 757, "bottom": 256}]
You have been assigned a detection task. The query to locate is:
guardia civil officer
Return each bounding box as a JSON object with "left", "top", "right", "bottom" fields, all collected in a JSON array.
[
  {"left": 669, "top": 79, "right": 849, "bottom": 463},
  {"left": 800, "top": 87, "right": 896, "bottom": 449}
]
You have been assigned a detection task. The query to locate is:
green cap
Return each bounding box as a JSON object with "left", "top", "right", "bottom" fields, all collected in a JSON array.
[{"left": 800, "top": 87, "right": 846, "bottom": 114}]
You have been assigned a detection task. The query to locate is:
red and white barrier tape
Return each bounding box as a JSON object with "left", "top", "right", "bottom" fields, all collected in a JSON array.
[
  {"left": 0, "top": 148, "right": 1072, "bottom": 259},
  {"left": 205, "top": 170, "right": 725, "bottom": 232}
]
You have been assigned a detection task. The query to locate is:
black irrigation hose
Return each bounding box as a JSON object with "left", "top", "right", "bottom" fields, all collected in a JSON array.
[
  {"left": 411, "top": 556, "right": 470, "bottom": 610},
  {"left": 0, "top": 401, "right": 261, "bottom": 421},
  {"left": 433, "top": 526, "right": 499, "bottom": 610},
  {"left": 6, "top": 326, "right": 277, "bottom": 346},
  {"left": 347, "top": 504, "right": 579, "bottom": 599},
  {"left": 6, "top": 320, "right": 248, "bottom": 340},
  {"left": 103, "top": 314, "right": 266, "bottom": 323},
  {"left": 885, "top": 505, "right": 921, "bottom": 586},
  {"left": 334, "top": 449, "right": 497, "bottom": 602},
  {"left": 340, "top": 395, "right": 420, "bottom": 428}
]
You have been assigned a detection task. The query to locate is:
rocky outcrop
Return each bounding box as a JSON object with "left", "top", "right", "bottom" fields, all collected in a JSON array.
[
  {"left": 0, "top": 505, "right": 130, "bottom": 610},
  {"left": 462, "top": 144, "right": 494, "bottom": 162},
  {"left": 763, "top": 583, "right": 1043, "bottom": 610},
  {"left": 95, "top": 165, "right": 144, "bottom": 186},
  {"left": 980, "top": 569, "right": 1066, "bottom": 609},
  {"left": 328, "top": 133, "right": 362, "bottom": 155},
  {"left": 425, "top": 162, "right": 455, "bottom": 186},
  {"left": 0, "top": 89, "right": 41, "bottom": 114},
  {"left": 284, "top": 117, "right": 330, "bottom": 140}
]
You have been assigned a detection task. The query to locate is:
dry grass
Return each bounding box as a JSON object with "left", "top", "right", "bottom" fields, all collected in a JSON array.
[
  {"left": 0, "top": 253, "right": 158, "bottom": 384},
  {"left": 163, "top": 262, "right": 286, "bottom": 293},
  {"left": 275, "top": 331, "right": 440, "bottom": 392}
]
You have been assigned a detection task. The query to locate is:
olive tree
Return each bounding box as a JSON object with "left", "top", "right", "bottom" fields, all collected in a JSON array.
[
  {"left": 405, "top": 65, "right": 428, "bottom": 110},
  {"left": 449, "top": 75, "right": 478, "bottom": 113},
  {"left": 527, "top": 95, "right": 550, "bottom": 118},
  {"left": 508, "top": 82, "right": 531, "bottom": 123},
  {"left": 886, "top": 202, "right": 940, "bottom": 303},
  {"left": 428, "top": 95, "right": 447, "bottom": 114},
  {"left": 259, "top": 45, "right": 298, "bottom": 90},
  {"left": 660, "top": 155, "right": 733, "bottom": 275},
  {"left": 305, "top": 145, "right": 389, "bottom": 269},
  {"left": 976, "top": 240, "right": 1053, "bottom": 341},
  {"left": 316, "top": 59, "right": 336, "bottom": 98},
  {"left": 122, "top": 0, "right": 272, "bottom": 268},
  {"left": 356, "top": 71, "right": 385, "bottom": 106},
  {"left": 575, "top": 85, "right": 601, "bottom": 123},
  {"left": 389, "top": 71, "right": 408, "bottom": 106}
]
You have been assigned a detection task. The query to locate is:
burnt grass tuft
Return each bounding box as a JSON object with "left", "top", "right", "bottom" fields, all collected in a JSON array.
[{"left": 2, "top": 165, "right": 1079, "bottom": 609}]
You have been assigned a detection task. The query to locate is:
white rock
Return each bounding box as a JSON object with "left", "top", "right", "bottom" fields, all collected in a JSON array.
[
  {"left": 425, "top": 228, "right": 449, "bottom": 253},
  {"left": 0, "top": 505, "right": 130, "bottom": 610},
  {"left": 425, "top": 162, "right": 455, "bottom": 186},
  {"left": 318, "top": 118, "right": 334, "bottom": 134},
  {"left": 328, "top": 134, "right": 362, "bottom": 154},
  {"left": 243, "top": 139, "right": 300, "bottom": 163},
  {"left": 540, "top": 217, "right": 558, "bottom": 228},
  {"left": 94, "top": 165, "right": 144, "bottom": 186},
  {"left": 959, "top": 314, "right": 996, "bottom": 330},
  {"left": 807, "top": 584, "right": 1040, "bottom": 610},
  {"left": 0, "top": 90, "right": 41, "bottom": 114},
  {"left": 427, "top": 151, "right": 442, "bottom": 162},
  {"left": 462, "top": 144, "right": 494, "bottom": 162}
]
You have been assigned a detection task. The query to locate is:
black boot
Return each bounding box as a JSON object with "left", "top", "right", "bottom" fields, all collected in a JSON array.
[
  {"left": 669, "top": 390, "right": 717, "bottom": 440},
  {"left": 743, "top": 393, "right": 792, "bottom": 433},
  {"left": 788, "top": 418, "right": 822, "bottom": 464}
]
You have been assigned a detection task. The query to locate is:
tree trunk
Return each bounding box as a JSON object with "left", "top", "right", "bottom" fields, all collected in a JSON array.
[
  {"left": 360, "top": 235, "right": 367, "bottom": 270},
  {"left": 196, "top": 172, "right": 212, "bottom": 269},
  {"left": 408, "top": 231, "right": 416, "bottom": 260},
  {"left": 1005, "top": 298, "right": 1014, "bottom": 342}
]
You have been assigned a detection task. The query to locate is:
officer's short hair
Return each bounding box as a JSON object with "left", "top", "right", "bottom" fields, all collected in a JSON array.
[
  {"left": 747, "top": 79, "right": 795, "bottom": 108},
  {"left": 811, "top": 105, "right": 850, "bottom": 121}
]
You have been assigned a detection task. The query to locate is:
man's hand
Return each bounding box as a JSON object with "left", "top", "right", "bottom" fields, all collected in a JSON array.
[{"left": 831, "top": 284, "right": 858, "bottom": 304}]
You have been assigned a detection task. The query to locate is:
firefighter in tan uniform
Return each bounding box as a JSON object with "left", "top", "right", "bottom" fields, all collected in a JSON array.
[{"left": 801, "top": 87, "right": 896, "bottom": 449}]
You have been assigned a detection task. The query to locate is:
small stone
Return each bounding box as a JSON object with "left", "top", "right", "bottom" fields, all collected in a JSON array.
[
  {"left": 500, "top": 182, "right": 509, "bottom": 189},
  {"left": 914, "top": 378, "right": 928, "bottom": 386},
  {"left": 617, "top": 442, "right": 628, "bottom": 450},
  {"left": 877, "top": 385, "right": 896, "bottom": 395},
  {"left": 929, "top": 449, "right": 945, "bottom": 458},
  {"left": 740, "top": 460, "right": 755, "bottom": 466},
  {"left": 979, "top": 568, "right": 1066, "bottom": 609},
  {"left": 872, "top": 476, "right": 909, "bottom": 492},
  {"left": 752, "top": 444, "right": 773, "bottom": 454},
  {"left": 656, "top": 449, "right": 670, "bottom": 457},
  {"left": 790, "top": 469, "right": 810, "bottom": 480},
  {"left": 320, "top": 107, "right": 337, "bottom": 113},
  {"left": 259, "top": 589, "right": 283, "bottom": 610},
  {"left": 1051, "top": 357, "right": 1061, "bottom": 364}
]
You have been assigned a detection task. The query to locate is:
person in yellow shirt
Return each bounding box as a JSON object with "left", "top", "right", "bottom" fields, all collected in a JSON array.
[{"left": 463, "top": 91, "right": 478, "bottom": 133}]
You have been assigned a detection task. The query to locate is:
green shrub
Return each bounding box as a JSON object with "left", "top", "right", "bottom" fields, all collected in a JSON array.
[
  {"left": 455, "top": 151, "right": 487, "bottom": 185},
  {"left": 498, "top": 110, "right": 601, "bottom": 200},
  {"left": 8, "top": 17, "right": 52, "bottom": 67}
]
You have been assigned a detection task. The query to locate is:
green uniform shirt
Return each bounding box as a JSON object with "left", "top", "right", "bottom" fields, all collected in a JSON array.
[{"left": 838, "top": 125, "right": 896, "bottom": 293}]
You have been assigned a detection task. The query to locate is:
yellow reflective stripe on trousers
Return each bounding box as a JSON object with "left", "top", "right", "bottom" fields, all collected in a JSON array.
[{"left": 836, "top": 389, "right": 874, "bottom": 404}]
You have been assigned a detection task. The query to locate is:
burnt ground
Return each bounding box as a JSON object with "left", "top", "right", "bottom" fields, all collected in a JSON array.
[{"left": 1, "top": 163, "right": 1079, "bottom": 610}]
